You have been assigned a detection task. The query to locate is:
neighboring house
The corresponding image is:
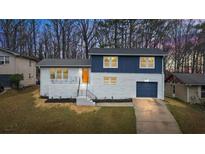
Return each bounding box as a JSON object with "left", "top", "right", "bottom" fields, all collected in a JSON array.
[
  {"left": 165, "top": 73, "right": 205, "bottom": 103},
  {"left": 37, "top": 48, "right": 167, "bottom": 105},
  {"left": 0, "top": 48, "right": 37, "bottom": 87}
]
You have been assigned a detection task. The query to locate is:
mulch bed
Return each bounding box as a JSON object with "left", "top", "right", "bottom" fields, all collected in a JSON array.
[
  {"left": 45, "top": 98, "right": 76, "bottom": 103},
  {"left": 44, "top": 97, "right": 132, "bottom": 103}
]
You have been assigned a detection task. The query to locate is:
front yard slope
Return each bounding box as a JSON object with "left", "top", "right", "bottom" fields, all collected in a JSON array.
[{"left": 0, "top": 86, "right": 136, "bottom": 134}]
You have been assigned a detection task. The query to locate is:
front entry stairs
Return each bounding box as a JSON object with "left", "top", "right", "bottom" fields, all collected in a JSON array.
[{"left": 76, "top": 84, "right": 96, "bottom": 106}]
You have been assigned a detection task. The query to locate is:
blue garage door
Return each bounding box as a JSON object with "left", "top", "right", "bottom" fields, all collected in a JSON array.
[
  {"left": 0, "top": 75, "right": 12, "bottom": 87},
  {"left": 136, "top": 82, "right": 157, "bottom": 98}
]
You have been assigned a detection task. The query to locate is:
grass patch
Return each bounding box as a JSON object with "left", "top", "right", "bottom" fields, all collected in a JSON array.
[
  {"left": 0, "top": 86, "right": 136, "bottom": 134},
  {"left": 165, "top": 97, "right": 205, "bottom": 134}
]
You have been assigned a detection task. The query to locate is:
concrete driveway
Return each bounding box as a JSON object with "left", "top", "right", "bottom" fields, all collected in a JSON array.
[{"left": 133, "top": 98, "right": 181, "bottom": 134}]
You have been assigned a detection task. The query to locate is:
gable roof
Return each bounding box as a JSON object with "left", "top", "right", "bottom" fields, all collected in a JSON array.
[
  {"left": 0, "top": 47, "right": 38, "bottom": 61},
  {"left": 37, "top": 59, "right": 91, "bottom": 67},
  {"left": 89, "top": 48, "right": 167, "bottom": 56},
  {"left": 167, "top": 73, "right": 205, "bottom": 85}
]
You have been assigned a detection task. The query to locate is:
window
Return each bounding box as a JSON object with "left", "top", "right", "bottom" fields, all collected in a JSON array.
[
  {"left": 57, "top": 68, "right": 62, "bottom": 79},
  {"left": 50, "top": 68, "right": 55, "bottom": 79},
  {"left": 29, "top": 73, "right": 31, "bottom": 79},
  {"left": 139, "top": 57, "right": 155, "bottom": 69},
  {"left": 29, "top": 60, "right": 31, "bottom": 67},
  {"left": 110, "top": 77, "right": 117, "bottom": 84},
  {"left": 104, "top": 57, "right": 110, "bottom": 68},
  {"left": 0, "top": 56, "right": 9, "bottom": 65},
  {"left": 104, "top": 77, "right": 110, "bottom": 84},
  {"left": 173, "top": 84, "right": 175, "bottom": 94},
  {"left": 104, "top": 76, "right": 117, "bottom": 85},
  {"left": 63, "top": 68, "right": 68, "bottom": 79},
  {"left": 201, "top": 86, "right": 205, "bottom": 98},
  {"left": 50, "top": 68, "right": 69, "bottom": 80},
  {"left": 0, "top": 56, "right": 4, "bottom": 65},
  {"left": 103, "top": 56, "right": 118, "bottom": 68},
  {"left": 5, "top": 56, "right": 9, "bottom": 64}
]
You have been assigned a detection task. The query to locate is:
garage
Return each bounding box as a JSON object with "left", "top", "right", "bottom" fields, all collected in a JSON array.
[
  {"left": 136, "top": 82, "right": 158, "bottom": 98},
  {"left": 0, "top": 75, "right": 11, "bottom": 87}
]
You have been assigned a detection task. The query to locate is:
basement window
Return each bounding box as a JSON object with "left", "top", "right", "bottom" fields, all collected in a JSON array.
[{"left": 104, "top": 76, "right": 117, "bottom": 85}]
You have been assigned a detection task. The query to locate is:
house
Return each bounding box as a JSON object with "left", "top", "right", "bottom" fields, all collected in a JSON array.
[
  {"left": 0, "top": 48, "right": 37, "bottom": 87},
  {"left": 37, "top": 48, "right": 167, "bottom": 105},
  {"left": 165, "top": 73, "right": 205, "bottom": 103}
]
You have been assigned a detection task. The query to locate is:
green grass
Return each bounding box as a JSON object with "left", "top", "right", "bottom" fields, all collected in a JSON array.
[
  {"left": 165, "top": 97, "right": 205, "bottom": 134},
  {"left": 0, "top": 86, "right": 136, "bottom": 133}
]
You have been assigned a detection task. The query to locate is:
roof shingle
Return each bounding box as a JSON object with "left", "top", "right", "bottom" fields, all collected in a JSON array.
[
  {"left": 172, "top": 73, "right": 205, "bottom": 85},
  {"left": 37, "top": 59, "right": 91, "bottom": 67},
  {"left": 0, "top": 47, "right": 38, "bottom": 61}
]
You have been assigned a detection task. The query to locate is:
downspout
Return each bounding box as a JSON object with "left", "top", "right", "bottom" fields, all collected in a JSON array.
[
  {"left": 162, "top": 56, "right": 165, "bottom": 100},
  {"left": 15, "top": 56, "right": 17, "bottom": 74},
  {"left": 198, "top": 86, "right": 201, "bottom": 99}
]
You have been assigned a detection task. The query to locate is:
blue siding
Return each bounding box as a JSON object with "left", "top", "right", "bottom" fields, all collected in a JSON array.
[
  {"left": 0, "top": 74, "right": 12, "bottom": 87},
  {"left": 136, "top": 82, "right": 158, "bottom": 97},
  {"left": 91, "top": 55, "right": 163, "bottom": 73}
]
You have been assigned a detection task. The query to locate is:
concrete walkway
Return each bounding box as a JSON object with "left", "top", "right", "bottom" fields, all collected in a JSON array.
[
  {"left": 97, "top": 102, "right": 133, "bottom": 107},
  {"left": 133, "top": 98, "right": 181, "bottom": 134}
]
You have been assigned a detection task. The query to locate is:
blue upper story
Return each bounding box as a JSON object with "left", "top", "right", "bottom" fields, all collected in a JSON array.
[
  {"left": 89, "top": 48, "right": 167, "bottom": 74},
  {"left": 91, "top": 55, "right": 163, "bottom": 74}
]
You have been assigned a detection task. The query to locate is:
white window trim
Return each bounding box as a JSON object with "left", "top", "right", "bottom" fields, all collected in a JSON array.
[
  {"left": 103, "top": 56, "right": 118, "bottom": 68},
  {"left": 0, "top": 56, "right": 4, "bottom": 64},
  {"left": 0, "top": 56, "right": 9, "bottom": 65},
  {"left": 139, "top": 57, "right": 155, "bottom": 69},
  {"left": 50, "top": 68, "right": 69, "bottom": 80}
]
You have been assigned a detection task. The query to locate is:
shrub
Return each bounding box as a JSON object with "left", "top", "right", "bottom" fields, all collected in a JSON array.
[{"left": 10, "top": 74, "right": 24, "bottom": 89}]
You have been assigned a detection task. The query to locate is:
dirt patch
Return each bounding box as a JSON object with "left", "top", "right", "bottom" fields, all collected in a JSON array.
[{"left": 32, "top": 89, "right": 100, "bottom": 114}]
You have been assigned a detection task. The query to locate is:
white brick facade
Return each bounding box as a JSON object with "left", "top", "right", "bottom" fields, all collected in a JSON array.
[
  {"left": 89, "top": 73, "right": 164, "bottom": 99},
  {"left": 40, "top": 68, "right": 164, "bottom": 100},
  {"left": 40, "top": 68, "right": 90, "bottom": 99}
]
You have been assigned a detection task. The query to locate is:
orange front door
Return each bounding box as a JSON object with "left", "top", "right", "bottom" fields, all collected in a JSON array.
[{"left": 82, "top": 68, "right": 89, "bottom": 84}]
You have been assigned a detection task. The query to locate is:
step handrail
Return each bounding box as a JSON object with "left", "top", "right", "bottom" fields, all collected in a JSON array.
[{"left": 86, "top": 89, "right": 97, "bottom": 100}]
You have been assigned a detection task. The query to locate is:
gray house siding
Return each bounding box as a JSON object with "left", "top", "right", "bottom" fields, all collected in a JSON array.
[
  {"left": 0, "top": 49, "right": 37, "bottom": 87},
  {"left": 165, "top": 83, "right": 204, "bottom": 103},
  {"left": 165, "top": 83, "right": 188, "bottom": 102}
]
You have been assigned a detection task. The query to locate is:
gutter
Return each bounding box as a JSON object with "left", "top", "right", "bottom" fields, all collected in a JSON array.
[
  {"left": 36, "top": 65, "right": 91, "bottom": 68},
  {"left": 88, "top": 53, "right": 168, "bottom": 56}
]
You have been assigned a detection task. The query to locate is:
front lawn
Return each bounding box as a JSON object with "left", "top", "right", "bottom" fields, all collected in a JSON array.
[
  {"left": 165, "top": 97, "right": 205, "bottom": 134},
  {"left": 0, "top": 86, "right": 136, "bottom": 133}
]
